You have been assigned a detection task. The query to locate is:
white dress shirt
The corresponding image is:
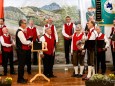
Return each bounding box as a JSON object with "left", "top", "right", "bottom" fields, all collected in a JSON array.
[
  {"left": 87, "top": 27, "right": 98, "bottom": 40},
  {"left": 28, "top": 26, "right": 40, "bottom": 36},
  {"left": 40, "top": 33, "right": 51, "bottom": 42},
  {"left": 18, "top": 27, "right": 31, "bottom": 45},
  {"left": 43, "top": 24, "right": 58, "bottom": 42},
  {"left": 62, "top": 22, "right": 76, "bottom": 38},
  {"left": 98, "top": 33, "right": 110, "bottom": 48},
  {"left": 0, "top": 34, "right": 15, "bottom": 47}
]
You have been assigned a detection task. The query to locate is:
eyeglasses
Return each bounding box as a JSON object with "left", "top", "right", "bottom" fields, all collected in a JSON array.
[{"left": 22, "top": 23, "right": 27, "bottom": 24}]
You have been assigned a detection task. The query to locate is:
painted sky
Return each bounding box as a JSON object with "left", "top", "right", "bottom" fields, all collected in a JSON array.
[{"left": 4, "top": 0, "right": 79, "bottom": 7}]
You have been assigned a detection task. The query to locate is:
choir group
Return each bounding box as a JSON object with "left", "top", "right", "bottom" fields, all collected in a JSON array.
[{"left": 0, "top": 16, "right": 115, "bottom": 84}]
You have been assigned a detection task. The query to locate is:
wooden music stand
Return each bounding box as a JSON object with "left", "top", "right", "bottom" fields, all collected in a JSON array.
[{"left": 30, "top": 42, "right": 50, "bottom": 82}]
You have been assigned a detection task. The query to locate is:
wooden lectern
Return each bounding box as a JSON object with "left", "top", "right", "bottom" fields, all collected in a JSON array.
[{"left": 30, "top": 41, "right": 50, "bottom": 82}]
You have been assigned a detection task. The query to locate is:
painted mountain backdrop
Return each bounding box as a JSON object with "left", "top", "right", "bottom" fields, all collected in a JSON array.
[
  {"left": 4, "top": 3, "right": 80, "bottom": 27},
  {"left": 41, "top": 2, "right": 61, "bottom": 11},
  {"left": 4, "top": 2, "right": 80, "bottom": 54}
]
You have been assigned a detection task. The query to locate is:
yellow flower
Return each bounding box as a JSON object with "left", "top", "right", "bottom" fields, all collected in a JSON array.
[{"left": 5, "top": 77, "right": 12, "bottom": 81}]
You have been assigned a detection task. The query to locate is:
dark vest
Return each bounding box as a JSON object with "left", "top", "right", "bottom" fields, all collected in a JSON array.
[{"left": 16, "top": 29, "right": 22, "bottom": 50}]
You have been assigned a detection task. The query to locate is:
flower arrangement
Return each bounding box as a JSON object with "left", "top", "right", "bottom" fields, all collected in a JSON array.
[
  {"left": 108, "top": 74, "right": 115, "bottom": 80},
  {"left": 85, "top": 74, "right": 115, "bottom": 86},
  {"left": 90, "top": 74, "right": 108, "bottom": 81},
  {"left": 0, "top": 77, "right": 12, "bottom": 86},
  {"left": 4, "top": 77, "right": 12, "bottom": 84}
]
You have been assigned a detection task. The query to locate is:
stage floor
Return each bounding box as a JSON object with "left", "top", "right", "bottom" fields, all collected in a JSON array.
[{"left": 0, "top": 65, "right": 113, "bottom": 86}]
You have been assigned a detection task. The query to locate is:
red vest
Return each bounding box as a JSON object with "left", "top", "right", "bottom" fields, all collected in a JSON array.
[
  {"left": 72, "top": 33, "right": 84, "bottom": 51},
  {"left": 64, "top": 23, "right": 73, "bottom": 40},
  {"left": 96, "top": 33, "right": 104, "bottom": 40},
  {"left": 45, "top": 24, "right": 55, "bottom": 40},
  {"left": 2, "top": 35, "right": 13, "bottom": 52},
  {"left": 0, "top": 25, "right": 6, "bottom": 36},
  {"left": 43, "top": 34, "right": 54, "bottom": 55},
  {"left": 22, "top": 32, "right": 31, "bottom": 50},
  {"left": 111, "top": 27, "right": 115, "bottom": 33},
  {"left": 87, "top": 29, "right": 94, "bottom": 40},
  {"left": 27, "top": 27, "right": 37, "bottom": 41},
  {"left": 96, "top": 33, "right": 105, "bottom": 52}
]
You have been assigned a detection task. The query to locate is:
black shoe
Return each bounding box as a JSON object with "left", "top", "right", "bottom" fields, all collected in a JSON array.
[
  {"left": 43, "top": 73, "right": 49, "bottom": 77},
  {"left": 71, "top": 74, "right": 79, "bottom": 77},
  {"left": 82, "top": 75, "right": 87, "bottom": 80},
  {"left": 33, "top": 62, "right": 38, "bottom": 65},
  {"left": 45, "top": 74, "right": 49, "bottom": 78},
  {"left": 3, "top": 73, "right": 7, "bottom": 76},
  {"left": 101, "top": 72, "right": 105, "bottom": 75},
  {"left": 77, "top": 74, "right": 83, "bottom": 78},
  {"left": 111, "top": 68, "right": 115, "bottom": 71},
  {"left": 66, "top": 62, "right": 70, "bottom": 64},
  {"left": 23, "top": 79, "right": 28, "bottom": 82},
  {"left": 49, "top": 75, "right": 57, "bottom": 78},
  {"left": 82, "top": 77, "right": 90, "bottom": 80},
  {"left": 17, "top": 79, "right": 28, "bottom": 84},
  {"left": 10, "top": 72, "right": 16, "bottom": 75},
  {"left": 28, "top": 71, "right": 31, "bottom": 75},
  {"left": 0, "top": 74, "right": 3, "bottom": 76}
]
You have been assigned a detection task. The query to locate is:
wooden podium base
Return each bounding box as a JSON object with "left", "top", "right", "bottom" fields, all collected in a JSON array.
[
  {"left": 30, "top": 50, "right": 50, "bottom": 82},
  {"left": 30, "top": 73, "right": 50, "bottom": 82}
]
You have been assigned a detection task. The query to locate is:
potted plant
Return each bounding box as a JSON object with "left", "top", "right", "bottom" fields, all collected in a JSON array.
[
  {"left": 0, "top": 77, "right": 12, "bottom": 86},
  {"left": 85, "top": 74, "right": 114, "bottom": 86}
]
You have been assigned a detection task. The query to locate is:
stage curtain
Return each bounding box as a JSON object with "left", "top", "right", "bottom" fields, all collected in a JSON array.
[{"left": 0, "top": 0, "right": 4, "bottom": 18}]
